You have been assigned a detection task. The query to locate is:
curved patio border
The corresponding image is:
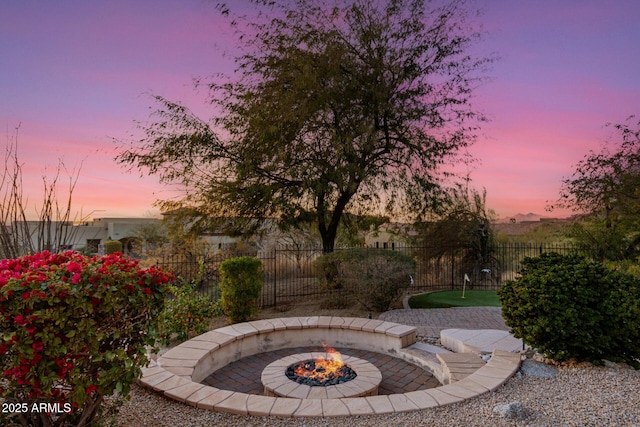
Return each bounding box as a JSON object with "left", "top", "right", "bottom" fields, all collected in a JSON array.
[{"left": 138, "top": 316, "right": 521, "bottom": 417}]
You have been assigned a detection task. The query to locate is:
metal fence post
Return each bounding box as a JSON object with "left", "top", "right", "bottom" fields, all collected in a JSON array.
[
  {"left": 272, "top": 247, "right": 277, "bottom": 308},
  {"left": 451, "top": 248, "right": 455, "bottom": 290}
]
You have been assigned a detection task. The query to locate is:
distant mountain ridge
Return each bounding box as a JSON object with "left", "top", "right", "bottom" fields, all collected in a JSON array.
[{"left": 494, "top": 213, "right": 548, "bottom": 224}]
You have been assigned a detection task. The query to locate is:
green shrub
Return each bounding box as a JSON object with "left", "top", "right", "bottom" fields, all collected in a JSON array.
[
  {"left": 313, "top": 251, "right": 345, "bottom": 289},
  {"left": 0, "top": 251, "right": 171, "bottom": 426},
  {"left": 103, "top": 240, "right": 123, "bottom": 254},
  {"left": 603, "top": 273, "right": 640, "bottom": 366},
  {"left": 219, "top": 257, "right": 263, "bottom": 323},
  {"left": 498, "top": 252, "right": 640, "bottom": 366},
  {"left": 314, "top": 249, "right": 416, "bottom": 312},
  {"left": 157, "top": 283, "right": 222, "bottom": 346}
]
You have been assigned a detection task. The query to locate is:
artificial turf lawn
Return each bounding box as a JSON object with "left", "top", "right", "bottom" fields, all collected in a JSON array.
[{"left": 408, "top": 290, "right": 500, "bottom": 308}]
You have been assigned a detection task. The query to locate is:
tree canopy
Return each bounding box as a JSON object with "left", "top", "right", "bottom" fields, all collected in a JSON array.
[
  {"left": 414, "top": 184, "right": 497, "bottom": 276},
  {"left": 553, "top": 116, "right": 640, "bottom": 260},
  {"left": 117, "top": 0, "right": 492, "bottom": 252}
]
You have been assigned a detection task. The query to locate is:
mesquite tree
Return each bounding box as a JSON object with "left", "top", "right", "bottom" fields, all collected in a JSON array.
[{"left": 118, "top": 0, "right": 492, "bottom": 252}]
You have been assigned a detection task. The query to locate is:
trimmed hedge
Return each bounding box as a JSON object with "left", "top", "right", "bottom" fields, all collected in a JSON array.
[
  {"left": 103, "top": 240, "right": 123, "bottom": 254},
  {"left": 498, "top": 252, "right": 640, "bottom": 366},
  {"left": 313, "top": 248, "right": 416, "bottom": 312},
  {"left": 219, "top": 257, "right": 264, "bottom": 324}
]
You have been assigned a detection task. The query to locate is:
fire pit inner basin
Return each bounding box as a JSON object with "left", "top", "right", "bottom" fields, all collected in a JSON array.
[
  {"left": 286, "top": 344, "right": 357, "bottom": 386},
  {"left": 262, "top": 351, "right": 382, "bottom": 399}
]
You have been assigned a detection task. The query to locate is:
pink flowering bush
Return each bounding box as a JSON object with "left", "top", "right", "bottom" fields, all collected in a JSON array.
[{"left": 0, "top": 251, "right": 171, "bottom": 427}]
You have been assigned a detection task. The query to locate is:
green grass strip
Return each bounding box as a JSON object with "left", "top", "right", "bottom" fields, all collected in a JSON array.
[{"left": 408, "top": 290, "right": 500, "bottom": 309}]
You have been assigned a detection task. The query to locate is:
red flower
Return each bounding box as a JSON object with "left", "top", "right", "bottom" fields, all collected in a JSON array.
[
  {"left": 86, "top": 384, "right": 99, "bottom": 394},
  {"left": 32, "top": 341, "right": 44, "bottom": 352},
  {"left": 66, "top": 261, "right": 82, "bottom": 274}
]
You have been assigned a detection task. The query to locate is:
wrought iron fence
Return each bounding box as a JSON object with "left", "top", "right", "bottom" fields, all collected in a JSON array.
[{"left": 153, "top": 242, "right": 585, "bottom": 309}]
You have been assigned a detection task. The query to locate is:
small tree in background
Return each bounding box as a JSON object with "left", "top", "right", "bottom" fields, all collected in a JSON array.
[
  {"left": 414, "top": 185, "right": 499, "bottom": 286},
  {"left": 552, "top": 116, "right": 640, "bottom": 261},
  {"left": 139, "top": 210, "right": 217, "bottom": 286},
  {"left": 314, "top": 248, "right": 416, "bottom": 312},
  {"left": 131, "top": 221, "right": 169, "bottom": 257},
  {"left": 219, "top": 257, "right": 264, "bottom": 323}
]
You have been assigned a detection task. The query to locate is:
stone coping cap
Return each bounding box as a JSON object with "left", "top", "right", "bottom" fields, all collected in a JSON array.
[{"left": 159, "top": 316, "right": 417, "bottom": 366}]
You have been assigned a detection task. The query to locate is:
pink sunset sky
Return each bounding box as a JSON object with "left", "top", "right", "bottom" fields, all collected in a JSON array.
[{"left": 1, "top": 0, "right": 638, "bottom": 221}]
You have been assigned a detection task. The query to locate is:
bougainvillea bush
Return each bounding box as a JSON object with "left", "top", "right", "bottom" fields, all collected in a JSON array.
[{"left": 0, "top": 251, "right": 171, "bottom": 427}]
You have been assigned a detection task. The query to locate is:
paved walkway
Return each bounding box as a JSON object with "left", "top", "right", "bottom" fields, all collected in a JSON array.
[{"left": 378, "top": 307, "right": 509, "bottom": 338}]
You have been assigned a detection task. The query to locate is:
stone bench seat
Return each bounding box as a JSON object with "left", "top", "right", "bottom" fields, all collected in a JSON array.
[{"left": 138, "top": 316, "right": 521, "bottom": 417}]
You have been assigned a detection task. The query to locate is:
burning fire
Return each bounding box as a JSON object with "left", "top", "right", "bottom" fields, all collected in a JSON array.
[{"left": 294, "top": 343, "right": 345, "bottom": 381}]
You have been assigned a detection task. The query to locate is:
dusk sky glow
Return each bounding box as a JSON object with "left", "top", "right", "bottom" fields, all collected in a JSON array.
[{"left": 1, "top": 0, "right": 639, "bottom": 221}]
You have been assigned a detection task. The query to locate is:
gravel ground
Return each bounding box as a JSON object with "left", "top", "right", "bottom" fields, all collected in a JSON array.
[{"left": 116, "top": 359, "right": 639, "bottom": 426}]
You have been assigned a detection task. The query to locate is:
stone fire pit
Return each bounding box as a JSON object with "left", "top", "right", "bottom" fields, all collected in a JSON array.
[
  {"left": 138, "top": 316, "right": 522, "bottom": 417},
  {"left": 262, "top": 352, "right": 382, "bottom": 399}
]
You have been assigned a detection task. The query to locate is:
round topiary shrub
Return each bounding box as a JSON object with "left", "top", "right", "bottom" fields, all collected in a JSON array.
[
  {"left": 313, "top": 248, "right": 416, "bottom": 312},
  {"left": 498, "top": 252, "right": 640, "bottom": 366},
  {"left": 219, "top": 256, "right": 263, "bottom": 324},
  {"left": 0, "top": 251, "right": 171, "bottom": 426},
  {"left": 103, "top": 240, "right": 123, "bottom": 254}
]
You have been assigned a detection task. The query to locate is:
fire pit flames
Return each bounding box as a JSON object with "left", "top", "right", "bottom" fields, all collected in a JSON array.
[{"left": 285, "top": 344, "right": 357, "bottom": 386}]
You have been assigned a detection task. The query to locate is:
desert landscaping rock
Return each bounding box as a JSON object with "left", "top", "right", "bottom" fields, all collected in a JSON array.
[
  {"left": 492, "top": 401, "right": 527, "bottom": 420},
  {"left": 520, "top": 359, "right": 558, "bottom": 378}
]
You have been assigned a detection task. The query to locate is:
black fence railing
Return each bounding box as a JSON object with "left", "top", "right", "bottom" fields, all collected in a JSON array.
[{"left": 153, "top": 243, "right": 585, "bottom": 309}]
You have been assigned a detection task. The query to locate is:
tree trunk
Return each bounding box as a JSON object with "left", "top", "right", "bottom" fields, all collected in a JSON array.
[
  {"left": 321, "top": 223, "right": 338, "bottom": 253},
  {"left": 317, "top": 189, "right": 356, "bottom": 253}
]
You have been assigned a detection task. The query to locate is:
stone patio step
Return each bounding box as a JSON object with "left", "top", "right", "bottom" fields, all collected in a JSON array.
[
  {"left": 440, "top": 329, "right": 524, "bottom": 354},
  {"left": 436, "top": 353, "right": 486, "bottom": 384},
  {"left": 400, "top": 342, "right": 451, "bottom": 384}
]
